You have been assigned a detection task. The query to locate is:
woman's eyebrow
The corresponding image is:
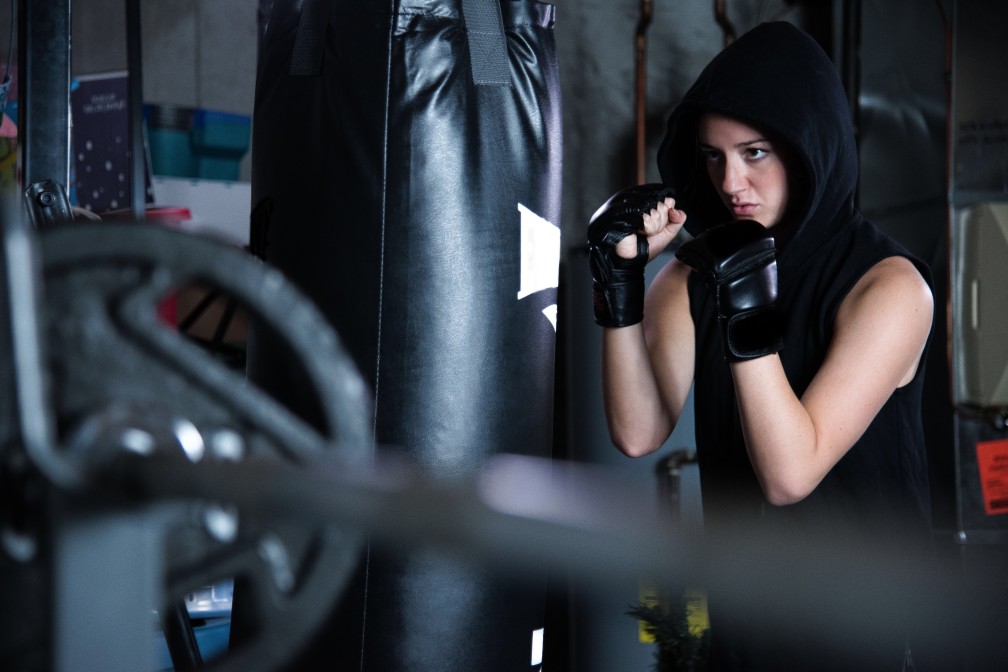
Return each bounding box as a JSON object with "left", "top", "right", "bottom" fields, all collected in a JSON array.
[{"left": 699, "top": 138, "right": 770, "bottom": 150}]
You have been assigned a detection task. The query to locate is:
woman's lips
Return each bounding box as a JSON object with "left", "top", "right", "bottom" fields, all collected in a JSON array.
[{"left": 731, "top": 203, "right": 757, "bottom": 218}]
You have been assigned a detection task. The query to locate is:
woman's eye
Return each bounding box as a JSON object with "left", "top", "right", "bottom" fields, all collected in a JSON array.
[
  {"left": 701, "top": 149, "right": 722, "bottom": 162},
  {"left": 746, "top": 147, "right": 769, "bottom": 160}
]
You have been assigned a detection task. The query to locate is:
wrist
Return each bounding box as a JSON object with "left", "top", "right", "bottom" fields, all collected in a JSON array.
[
  {"left": 592, "top": 273, "right": 645, "bottom": 327},
  {"left": 589, "top": 236, "right": 647, "bottom": 328},
  {"left": 718, "top": 307, "right": 783, "bottom": 361}
]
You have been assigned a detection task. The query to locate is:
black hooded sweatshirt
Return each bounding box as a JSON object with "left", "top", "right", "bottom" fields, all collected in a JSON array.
[{"left": 656, "top": 22, "right": 933, "bottom": 671}]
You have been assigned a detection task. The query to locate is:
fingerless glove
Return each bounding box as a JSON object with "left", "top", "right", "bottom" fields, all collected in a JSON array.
[{"left": 587, "top": 184, "right": 676, "bottom": 327}]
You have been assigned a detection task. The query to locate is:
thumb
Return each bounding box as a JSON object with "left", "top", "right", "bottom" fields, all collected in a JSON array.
[{"left": 615, "top": 232, "right": 640, "bottom": 260}]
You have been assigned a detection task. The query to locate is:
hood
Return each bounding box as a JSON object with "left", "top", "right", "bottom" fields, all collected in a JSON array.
[{"left": 657, "top": 21, "right": 858, "bottom": 273}]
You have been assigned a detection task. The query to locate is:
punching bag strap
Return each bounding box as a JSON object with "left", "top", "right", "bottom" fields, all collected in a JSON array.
[
  {"left": 461, "top": 0, "right": 510, "bottom": 86},
  {"left": 290, "top": 0, "right": 331, "bottom": 76}
]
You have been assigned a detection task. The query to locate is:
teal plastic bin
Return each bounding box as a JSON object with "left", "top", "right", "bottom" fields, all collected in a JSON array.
[
  {"left": 145, "top": 104, "right": 198, "bottom": 178},
  {"left": 190, "top": 109, "right": 251, "bottom": 181}
]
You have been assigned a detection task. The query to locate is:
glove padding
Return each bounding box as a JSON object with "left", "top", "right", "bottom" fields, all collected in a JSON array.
[
  {"left": 587, "top": 184, "right": 677, "bottom": 327},
  {"left": 675, "top": 219, "right": 783, "bottom": 361}
]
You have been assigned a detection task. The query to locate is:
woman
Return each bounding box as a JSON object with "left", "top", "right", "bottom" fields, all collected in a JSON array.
[{"left": 588, "top": 22, "right": 934, "bottom": 670}]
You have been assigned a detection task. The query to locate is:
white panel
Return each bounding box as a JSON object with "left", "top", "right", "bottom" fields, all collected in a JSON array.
[{"left": 952, "top": 202, "right": 1008, "bottom": 407}]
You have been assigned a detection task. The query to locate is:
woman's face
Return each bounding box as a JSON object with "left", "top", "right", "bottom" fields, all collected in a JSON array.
[{"left": 697, "top": 112, "right": 790, "bottom": 229}]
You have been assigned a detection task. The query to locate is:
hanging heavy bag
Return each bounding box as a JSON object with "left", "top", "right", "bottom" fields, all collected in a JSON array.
[{"left": 242, "top": 0, "right": 562, "bottom": 669}]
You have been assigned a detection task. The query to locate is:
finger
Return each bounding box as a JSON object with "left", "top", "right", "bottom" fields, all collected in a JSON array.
[
  {"left": 666, "top": 202, "right": 687, "bottom": 225},
  {"left": 641, "top": 210, "right": 657, "bottom": 235},
  {"left": 644, "top": 205, "right": 666, "bottom": 235},
  {"left": 662, "top": 197, "right": 685, "bottom": 221}
]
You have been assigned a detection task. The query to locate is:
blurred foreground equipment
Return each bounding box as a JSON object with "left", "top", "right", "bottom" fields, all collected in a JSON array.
[{"left": 0, "top": 201, "right": 371, "bottom": 672}]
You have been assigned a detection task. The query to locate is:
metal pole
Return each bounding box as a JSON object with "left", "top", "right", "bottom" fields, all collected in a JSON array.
[
  {"left": 17, "top": 0, "right": 72, "bottom": 192},
  {"left": 125, "top": 0, "right": 146, "bottom": 222}
]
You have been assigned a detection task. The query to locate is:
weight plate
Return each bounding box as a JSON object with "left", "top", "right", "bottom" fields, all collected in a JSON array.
[{"left": 38, "top": 222, "right": 372, "bottom": 671}]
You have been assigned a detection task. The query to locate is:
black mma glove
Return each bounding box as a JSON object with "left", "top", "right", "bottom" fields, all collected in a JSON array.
[
  {"left": 674, "top": 219, "right": 783, "bottom": 362},
  {"left": 587, "top": 184, "right": 676, "bottom": 328}
]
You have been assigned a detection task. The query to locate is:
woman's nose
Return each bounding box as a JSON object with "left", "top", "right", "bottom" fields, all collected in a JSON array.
[{"left": 721, "top": 158, "right": 746, "bottom": 195}]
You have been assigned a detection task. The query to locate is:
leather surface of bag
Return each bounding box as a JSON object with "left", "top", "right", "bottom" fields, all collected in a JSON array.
[{"left": 244, "top": 1, "right": 562, "bottom": 669}]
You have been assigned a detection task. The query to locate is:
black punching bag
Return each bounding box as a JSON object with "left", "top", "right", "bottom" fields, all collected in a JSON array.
[{"left": 245, "top": 1, "right": 562, "bottom": 669}]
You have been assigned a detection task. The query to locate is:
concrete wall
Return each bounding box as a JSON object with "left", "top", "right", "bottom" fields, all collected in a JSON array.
[
  {"left": 71, "top": 0, "right": 259, "bottom": 180},
  {"left": 71, "top": 0, "right": 257, "bottom": 113}
]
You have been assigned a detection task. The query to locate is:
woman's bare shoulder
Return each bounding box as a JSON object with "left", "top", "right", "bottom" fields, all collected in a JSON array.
[{"left": 843, "top": 255, "right": 932, "bottom": 313}]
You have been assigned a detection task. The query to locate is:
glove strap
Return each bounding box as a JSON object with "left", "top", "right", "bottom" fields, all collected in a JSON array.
[
  {"left": 720, "top": 308, "right": 784, "bottom": 361},
  {"left": 589, "top": 241, "right": 647, "bottom": 328}
]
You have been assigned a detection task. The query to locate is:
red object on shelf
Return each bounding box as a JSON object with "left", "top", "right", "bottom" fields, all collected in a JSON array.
[
  {"left": 103, "top": 205, "right": 193, "bottom": 226},
  {"left": 104, "top": 206, "right": 193, "bottom": 325}
]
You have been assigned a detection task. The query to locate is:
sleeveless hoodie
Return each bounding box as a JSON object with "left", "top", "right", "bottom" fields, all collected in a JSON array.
[{"left": 656, "top": 22, "right": 933, "bottom": 670}]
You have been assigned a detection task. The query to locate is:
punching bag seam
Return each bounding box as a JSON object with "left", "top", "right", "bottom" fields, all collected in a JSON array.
[
  {"left": 373, "top": 0, "right": 394, "bottom": 461},
  {"left": 357, "top": 541, "right": 373, "bottom": 672},
  {"left": 355, "top": 2, "right": 397, "bottom": 666}
]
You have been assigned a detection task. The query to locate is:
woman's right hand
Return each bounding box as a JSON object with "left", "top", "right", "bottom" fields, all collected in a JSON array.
[
  {"left": 588, "top": 184, "right": 684, "bottom": 328},
  {"left": 615, "top": 196, "right": 687, "bottom": 260}
]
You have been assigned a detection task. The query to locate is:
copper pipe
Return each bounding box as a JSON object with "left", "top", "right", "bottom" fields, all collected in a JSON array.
[
  {"left": 714, "top": 0, "right": 735, "bottom": 47},
  {"left": 635, "top": 0, "right": 654, "bottom": 184}
]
